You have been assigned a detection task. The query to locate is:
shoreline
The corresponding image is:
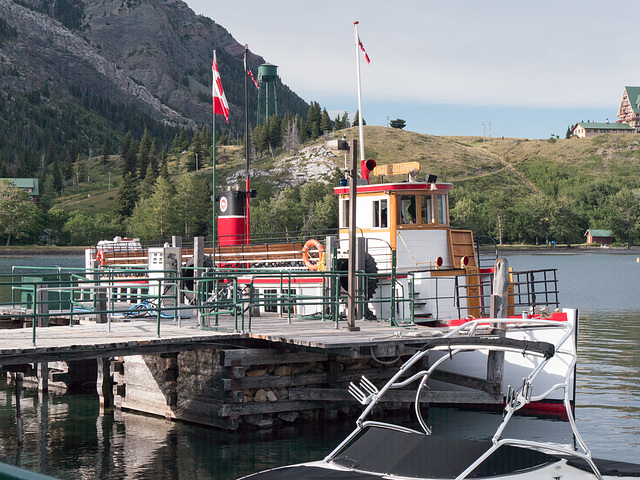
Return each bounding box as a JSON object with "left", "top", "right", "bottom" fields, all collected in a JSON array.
[
  {"left": 495, "top": 245, "right": 640, "bottom": 255},
  {"left": 1, "top": 245, "right": 640, "bottom": 257},
  {"left": 0, "top": 246, "right": 86, "bottom": 257}
]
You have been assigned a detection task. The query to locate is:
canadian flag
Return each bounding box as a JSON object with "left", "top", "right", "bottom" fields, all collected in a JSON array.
[
  {"left": 358, "top": 36, "right": 370, "bottom": 64},
  {"left": 247, "top": 68, "right": 260, "bottom": 90},
  {"left": 212, "top": 50, "right": 229, "bottom": 123}
]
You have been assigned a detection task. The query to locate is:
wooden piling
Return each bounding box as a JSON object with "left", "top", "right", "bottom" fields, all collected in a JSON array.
[
  {"left": 96, "top": 357, "right": 113, "bottom": 411},
  {"left": 37, "top": 362, "right": 48, "bottom": 393},
  {"left": 488, "top": 257, "right": 509, "bottom": 385}
]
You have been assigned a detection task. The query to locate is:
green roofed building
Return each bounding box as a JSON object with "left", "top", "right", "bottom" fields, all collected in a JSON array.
[
  {"left": 585, "top": 229, "right": 613, "bottom": 245},
  {"left": 571, "top": 121, "right": 633, "bottom": 138},
  {"left": 0, "top": 178, "right": 39, "bottom": 202}
]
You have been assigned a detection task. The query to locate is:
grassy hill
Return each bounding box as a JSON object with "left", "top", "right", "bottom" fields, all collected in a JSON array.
[
  {"left": 54, "top": 127, "right": 640, "bottom": 215},
  {"left": 346, "top": 126, "right": 640, "bottom": 195}
]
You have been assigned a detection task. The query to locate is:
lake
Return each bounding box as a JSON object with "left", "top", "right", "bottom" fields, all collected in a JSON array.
[{"left": 0, "top": 252, "right": 639, "bottom": 479}]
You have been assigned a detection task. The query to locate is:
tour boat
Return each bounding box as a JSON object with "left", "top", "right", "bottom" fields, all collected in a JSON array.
[
  {"left": 87, "top": 166, "right": 579, "bottom": 415},
  {"left": 238, "top": 318, "right": 640, "bottom": 480}
]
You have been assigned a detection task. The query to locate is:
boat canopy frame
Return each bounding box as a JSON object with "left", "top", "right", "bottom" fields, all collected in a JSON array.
[{"left": 326, "top": 317, "right": 605, "bottom": 480}]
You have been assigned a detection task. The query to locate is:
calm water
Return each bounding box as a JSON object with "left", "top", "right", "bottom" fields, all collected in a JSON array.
[{"left": 0, "top": 253, "right": 638, "bottom": 479}]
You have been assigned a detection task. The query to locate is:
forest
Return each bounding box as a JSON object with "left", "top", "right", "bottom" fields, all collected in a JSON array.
[{"left": 0, "top": 99, "right": 350, "bottom": 247}]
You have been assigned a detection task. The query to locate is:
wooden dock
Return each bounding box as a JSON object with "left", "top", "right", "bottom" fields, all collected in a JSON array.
[
  {"left": 0, "top": 313, "right": 443, "bottom": 366},
  {"left": 0, "top": 314, "right": 502, "bottom": 430}
]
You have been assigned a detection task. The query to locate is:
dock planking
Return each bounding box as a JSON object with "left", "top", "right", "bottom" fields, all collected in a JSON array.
[{"left": 0, "top": 312, "right": 444, "bottom": 366}]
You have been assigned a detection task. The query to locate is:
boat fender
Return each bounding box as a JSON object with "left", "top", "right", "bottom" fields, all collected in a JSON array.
[
  {"left": 96, "top": 249, "right": 106, "bottom": 266},
  {"left": 302, "top": 239, "right": 324, "bottom": 271}
]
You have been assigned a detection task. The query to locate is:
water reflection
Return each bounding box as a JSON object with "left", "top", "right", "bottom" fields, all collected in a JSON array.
[
  {"left": 0, "top": 384, "right": 580, "bottom": 480},
  {"left": 574, "top": 310, "right": 640, "bottom": 461}
]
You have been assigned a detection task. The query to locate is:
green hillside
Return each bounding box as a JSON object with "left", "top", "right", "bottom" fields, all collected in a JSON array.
[{"left": 45, "top": 126, "right": 640, "bottom": 248}]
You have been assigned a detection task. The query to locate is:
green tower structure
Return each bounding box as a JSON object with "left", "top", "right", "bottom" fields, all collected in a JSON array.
[{"left": 257, "top": 63, "right": 278, "bottom": 124}]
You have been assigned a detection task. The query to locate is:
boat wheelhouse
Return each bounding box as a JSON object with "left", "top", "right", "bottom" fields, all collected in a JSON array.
[{"left": 335, "top": 178, "right": 483, "bottom": 321}]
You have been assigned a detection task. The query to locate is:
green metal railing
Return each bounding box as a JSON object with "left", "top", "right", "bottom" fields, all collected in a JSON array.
[
  {"left": 0, "top": 462, "right": 60, "bottom": 480},
  {"left": 1, "top": 258, "right": 414, "bottom": 343}
]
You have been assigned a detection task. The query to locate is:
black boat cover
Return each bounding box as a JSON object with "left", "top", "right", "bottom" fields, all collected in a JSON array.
[
  {"left": 329, "top": 426, "right": 557, "bottom": 478},
  {"left": 567, "top": 457, "right": 640, "bottom": 477},
  {"left": 240, "top": 465, "right": 382, "bottom": 479},
  {"left": 240, "top": 427, "right": 640, "bottom": 479}
]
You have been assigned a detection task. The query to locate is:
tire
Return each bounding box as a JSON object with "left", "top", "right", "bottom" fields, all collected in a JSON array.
[
  {"left": 183, "top": 255, "right": 214, "bottom": 301},
  {"left": 337, "top": 252, "right": 379, "bottom": 308}
]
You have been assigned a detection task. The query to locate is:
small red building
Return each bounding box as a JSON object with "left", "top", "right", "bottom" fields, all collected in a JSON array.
[{"left": 585, "top": 229, "right": 613, "bottom": 245}]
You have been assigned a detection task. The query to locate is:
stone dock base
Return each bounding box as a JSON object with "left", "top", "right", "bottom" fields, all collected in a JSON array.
[{"left": 112, "top": 343, "right": 411, "bottom": 430}]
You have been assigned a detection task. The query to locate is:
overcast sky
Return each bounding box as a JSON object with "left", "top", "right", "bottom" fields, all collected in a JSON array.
[{"left": 185, "top": 0, "right": 638, "bottom": 139}]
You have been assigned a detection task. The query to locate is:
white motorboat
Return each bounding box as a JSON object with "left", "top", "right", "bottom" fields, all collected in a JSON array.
[{"left": 239, "top": 318, "right": 640, "bottom": 480}]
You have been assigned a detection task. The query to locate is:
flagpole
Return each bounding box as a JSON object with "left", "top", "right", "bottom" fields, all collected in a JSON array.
[
  {"left": 211, "top": 50, "right": 218, "bottom": 268},
  {"left": 212, "top": 50, "right": 217, "bottom": 267},
  {"left": 354, "top": 21, "right": 365, "bottom": 163},
  {"left": 244, "top": 44, "right": 251, "bottom": 245}
]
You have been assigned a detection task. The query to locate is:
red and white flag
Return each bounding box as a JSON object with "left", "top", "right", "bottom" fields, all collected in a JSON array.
[
  {"left": 212, "top": 50, "right": 229, "bottom": 123},
  {"left": 247, "top": 68, "right": 259, "bottom": 90},
  {"left": 358, "top": 35, "right": 370, "bottom": 64}
]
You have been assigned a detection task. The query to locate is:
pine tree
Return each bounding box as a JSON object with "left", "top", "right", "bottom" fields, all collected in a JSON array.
[
  {"left": 138, "top": 163, "right": 158, "bottom": 201},
  {"left": 102, "top": 137, "right": 112, "bottom": 165},
  {"left": 353, "top": 110, "right": 366, "bottom": 126},
  {"left": 122, "top": 133, "right": 138, "bottom": 178},
  {"left": 320, "top": 108, "right": 332, "bottom": 134},
  {"left": 266, "top": 114, "right": 282, "bottom": 153},
  {"left": 137, "top": 129, "right": 151, "bottom": 179},
  {"left": 341, "top": 112, "right": 350, "bottom": 128},
  {"left": 38, "top": 173, "right": 56, "bottom": 212},
  {"left": 61, "top": 150, "right": 72, "bottom": 182},
  {"left": 114, "top": 172, "right": 139, "bottom": 218},
  {"left": 148, "top": 139, "right": 159, "bottom": 174},
  {"left": 52, "top": 157, "right": 63, "bottom": 194},
  {"left": 306, "top": 101, "right": 322, "bottom": 139}
]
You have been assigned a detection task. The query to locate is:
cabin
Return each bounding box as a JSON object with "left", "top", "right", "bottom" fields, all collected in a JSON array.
[
  {"left": 585, "top": 229, "right": 613, "bottom": 245},
  {"left": 616, "top": 86, "right": 640, "bottom": 131},
  {"left": 335, "top": 178, "right": 482, "bottom": 320},
  {"left": 335, "top": 180, "right": 474, "bottom": 271},
  {"left": 570, "top": 121, "right": 633, "bottom": 138}
]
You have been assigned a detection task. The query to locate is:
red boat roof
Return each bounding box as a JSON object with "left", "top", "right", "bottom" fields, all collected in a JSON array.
[{"left": 334, "top": 182, "right": 453, "bottom": 195}]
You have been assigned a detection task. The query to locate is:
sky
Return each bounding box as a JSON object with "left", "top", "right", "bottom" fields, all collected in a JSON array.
[{"left": 185, "top": 0, "right": 640, "bottom": 139}]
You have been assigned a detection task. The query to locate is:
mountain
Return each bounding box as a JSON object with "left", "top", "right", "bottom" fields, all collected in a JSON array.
[{"left": 0, "top": 0, "right": 308, "bottom": 174}]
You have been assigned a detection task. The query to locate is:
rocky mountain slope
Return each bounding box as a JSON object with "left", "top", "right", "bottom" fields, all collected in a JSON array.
[{"left": 0, "top": 0, "right": 308, "bottom": 164}]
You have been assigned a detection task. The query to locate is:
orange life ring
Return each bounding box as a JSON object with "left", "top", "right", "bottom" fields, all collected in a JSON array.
[
  {"left": 302, "top": 239, "right": 324, "bottom": 271},
  {"left": 96, "top": 249, "right": 106, "bottom": 266}
]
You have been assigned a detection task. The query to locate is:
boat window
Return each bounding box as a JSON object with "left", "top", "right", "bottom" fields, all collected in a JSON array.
[
  {"left": 420, "top": 195, "right": 434, "bottom": 224},
  {"left": 264, "top": 289, "right": 278, "bottom": 313},
  {"left": 373, "top": 199, "right": 388, "bottom": 228},
  {"left": 399, "top": 195, "right": 417, "bottom": 224},
  {"left": 436, "top": 194, "right": 447, "bottom": 224},
  {"left": 341, "top": 199, "right": 349, "bottom": 227},
  {"left": 282, "top": 289, "right": 296, "bottom": 314}
]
